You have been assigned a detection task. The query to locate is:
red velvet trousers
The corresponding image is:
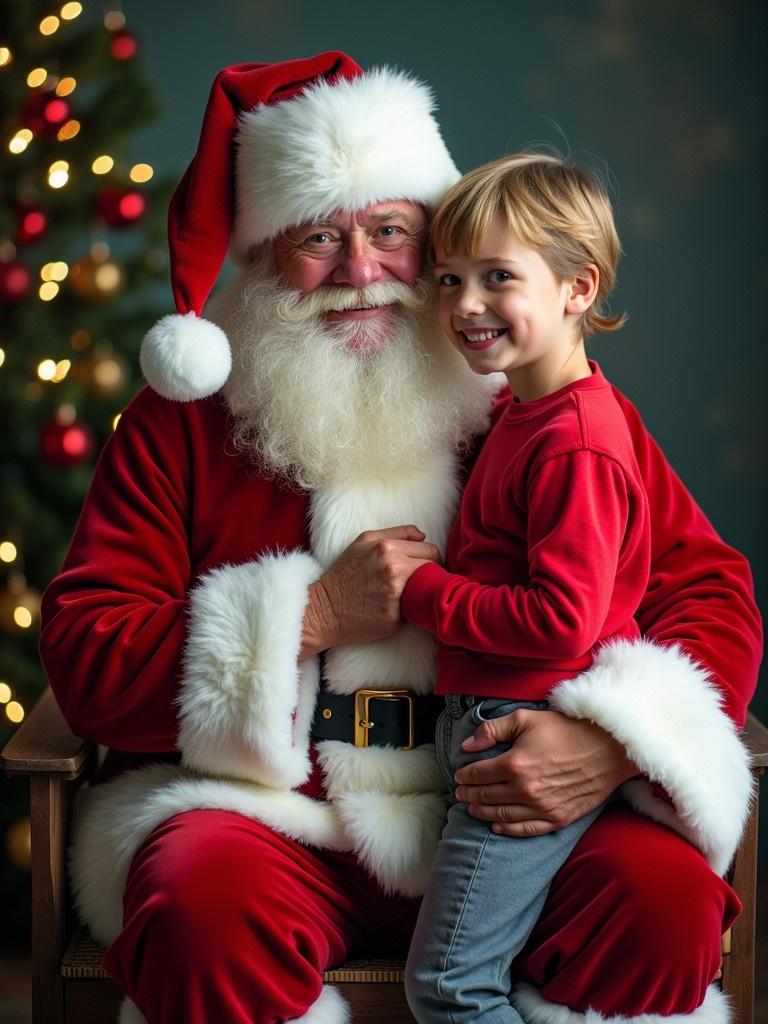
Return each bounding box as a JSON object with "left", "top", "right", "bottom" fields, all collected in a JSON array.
[{"left": 104, "top": 804, "right": 739, "bottom": 1023}]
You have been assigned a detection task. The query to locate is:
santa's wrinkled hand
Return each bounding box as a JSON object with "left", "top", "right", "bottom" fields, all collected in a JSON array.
[
  {"left": 301, "top": 526, "right": 440, "bottom": 655},
  {"left": 453, "top": 708, "right": 637, "bottom": 837}
]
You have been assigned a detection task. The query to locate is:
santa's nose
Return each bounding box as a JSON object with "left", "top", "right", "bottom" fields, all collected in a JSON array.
[{"left": 332, "top": 246, "right": 382, "bottom": 287}]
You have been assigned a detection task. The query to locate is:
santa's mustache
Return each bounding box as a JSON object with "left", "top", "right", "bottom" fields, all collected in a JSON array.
[{"left": 273, "top": 277, "right": 436, "bottom": 324}]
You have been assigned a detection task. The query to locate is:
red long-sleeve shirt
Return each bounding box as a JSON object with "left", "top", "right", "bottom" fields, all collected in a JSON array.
[{"left": 402, "top": 364, "right": 651, "bottom": 698}]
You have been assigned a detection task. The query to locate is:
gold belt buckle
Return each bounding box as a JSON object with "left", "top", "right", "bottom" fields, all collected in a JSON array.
[{"left": 354, "top": 688, "right": 415, "bottom": 750}]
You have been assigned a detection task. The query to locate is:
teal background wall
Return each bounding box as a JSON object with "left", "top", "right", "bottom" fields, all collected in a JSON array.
[{"left": 122, "top": 0, "right": 766, "bottom": 843}]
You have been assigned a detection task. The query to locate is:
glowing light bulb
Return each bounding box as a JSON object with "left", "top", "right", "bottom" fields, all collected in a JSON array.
[
  {"left": 27, "top": 67, "right": 48, "bottom": 88},
  {"left": 39, "top": 16, "right": 60, "bottom": 35},
  {"left": 61, "top": 2, "right": 83, "bottom": 19},
  {"left": 39, "top": 281, "right": 59, "bottom": 301},
  {"left": 91, "top": 155, "right": 114, "bottom": 175},
  {"left": 9, "top": 130, "right": 33, "bottom": 155},
  {"left": 56, "top": 76, "right": 76, "bottom": 96},
  {"left": 0, "top": 682, "right": 11, "bottom": 703},
  {"left": 57, "top": 119, "right": 80, "bottom": 141},
  {"left": 6, "top": 701, "right": 25, "bottom": 723},
  {"left": 52, "top": 359, "right": 71, "bottom": 382},
  {"left": 13, "top": 607, "right": 32, "bottom": 629},
  {"left": 104, "top": 11, "right": 126, "bottom": 30},
  {"left": 0, "top": 347, "right": 5, "bottom": 367},
  {"left": 38, "top": 359, "right": 57, "bottom": 380},
  {"left": 113, "top": 412, "right": 122, "bottom": 430},
  {"left": 48, "top": 160, "right": 69, "bottom": 188},
  {"left": 0, "top": 542, "right": 17, "bottom": 563},
  {"left": 0, "top": 47, "right": 12, "bottom": 67},
  {"left": 129, "top": 163, "right": 154, "bottom": 183}
]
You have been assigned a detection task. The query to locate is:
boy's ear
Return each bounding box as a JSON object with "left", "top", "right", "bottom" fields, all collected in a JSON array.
[{"left": 565, "top": 264, "right": 599, "bottom": 315}]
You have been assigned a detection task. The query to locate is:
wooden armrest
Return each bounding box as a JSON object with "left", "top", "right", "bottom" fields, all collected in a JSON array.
[
  {"left": 2, "top": 687, "right": 94, "bottom": 780},
  {"left": 744, "top": 711, "right": 768, "bottom": 769}
]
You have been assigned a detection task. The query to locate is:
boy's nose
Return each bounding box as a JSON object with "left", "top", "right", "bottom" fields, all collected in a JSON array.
[{"left": 453, "top": 287, "right": 486, "bottom": 317}]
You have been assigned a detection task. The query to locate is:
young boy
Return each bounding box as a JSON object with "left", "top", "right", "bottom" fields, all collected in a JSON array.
[{"left": 399, "top": 153, "right": 650, "bottom": 1023}]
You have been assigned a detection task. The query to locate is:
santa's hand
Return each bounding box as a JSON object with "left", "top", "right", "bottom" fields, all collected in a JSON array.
[
  {"left": 301, "top": 526, "right": 440, "bottom": 655},
  {"left": 454, "top": 709, "right": 636, "bottom": 836}
]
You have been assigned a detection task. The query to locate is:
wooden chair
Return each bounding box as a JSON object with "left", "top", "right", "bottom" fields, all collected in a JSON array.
[{"left": 3, "top": 687, "right": 767, "bottom": 1024}]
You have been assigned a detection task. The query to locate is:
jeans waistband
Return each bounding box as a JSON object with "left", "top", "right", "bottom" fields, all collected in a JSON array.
[{"left": 444, "top": 693, "right": 477, "bottom": 719}]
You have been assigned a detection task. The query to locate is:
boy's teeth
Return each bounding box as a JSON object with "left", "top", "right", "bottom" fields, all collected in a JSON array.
[{"left": 464, "top": 329, "right": 502, "bottom": 342}]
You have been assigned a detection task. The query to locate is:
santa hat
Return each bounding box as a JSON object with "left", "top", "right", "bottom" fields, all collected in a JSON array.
[{"left": 140, "top": 52, "right": 460, "bottom": 402}]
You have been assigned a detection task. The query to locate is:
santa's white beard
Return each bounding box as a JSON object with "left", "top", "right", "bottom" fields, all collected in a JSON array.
[{"left": 213, "top": 258, "right": 496, "bottom": 490}]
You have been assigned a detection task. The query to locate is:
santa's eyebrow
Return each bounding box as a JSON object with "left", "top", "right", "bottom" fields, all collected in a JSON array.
[{"left": 368, "top": 209, "right": 418, "bottom": 228}]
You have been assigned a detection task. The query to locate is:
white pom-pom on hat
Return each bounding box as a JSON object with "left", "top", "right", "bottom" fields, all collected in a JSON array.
[{"left": 140, "top": 313, "right": 232, "bottom": 403}]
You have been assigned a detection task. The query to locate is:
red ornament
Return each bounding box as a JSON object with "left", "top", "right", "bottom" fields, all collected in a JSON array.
[
  {"left": 95, "top": 185, "right": 146, "bottom": 227},
  {"left": 110, "top": 29, "right": 138, "bottom": 61},
  {"left": 21, "top": 91, "right": 70, "bottom": 138},
  {"left": 39, "top": 416, "right": 95, "bottom": 468},
  {"left": 0, "top": 259, "right": 32, "bottom": 303},
  {"left": 15, "top": 204, "right": 49, "bottom": 247}
]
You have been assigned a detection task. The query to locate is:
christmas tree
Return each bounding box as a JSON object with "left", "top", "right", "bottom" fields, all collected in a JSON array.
[{"left": 0, "top": 1, "right": 173, "bottom": 945}]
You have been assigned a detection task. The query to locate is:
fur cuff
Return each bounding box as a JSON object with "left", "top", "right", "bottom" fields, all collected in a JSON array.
[
  {"left": 291, "top": 985, "right": 350, "bottom": 1023},
  {"left": 550, "top": 639, "right": 753, "bottom": 875},
  {"left": 512, "top": 982, "right": 730, "bottom": 1024},
  {"left": 178, "top": 551, "right": 323, "bottom": 788}
]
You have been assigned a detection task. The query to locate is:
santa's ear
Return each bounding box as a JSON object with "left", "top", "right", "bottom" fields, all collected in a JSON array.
[{"left": 565, "top": 264, "right": 599, "bottom": 315}]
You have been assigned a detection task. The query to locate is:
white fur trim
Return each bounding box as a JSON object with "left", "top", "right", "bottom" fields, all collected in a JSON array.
[
  {"left": 119, "top": 998, "right": 147, "bottom": 1024},
  {"left": 335, "top": 790, "right": 447, "bottom": 896},
  {"left": 550, "top": 639, "right": 753, "bottom": 875},
  {"left": 317, "top": 740, "right": 444, "bottom": 798},
  {"left": 512, "top": 982, "right": 730, "bottom": 1024},
  {"left": 70, "top": 763, "right": 349, "bottom": 948},
  {"left": 178, "top": 551, "right": 322, "bottom": 788},
  {"left": 234, "top": 67, "right": 459, "bottom": 253},
  {"left": 139, "top": 312, "right": 232, "bottom": 401},
  {"left": 291, "top": 985, "right": 350, "bottom": 1024},
  {"left": 311, "top": 453, "right": 461, "bottom": 695}
]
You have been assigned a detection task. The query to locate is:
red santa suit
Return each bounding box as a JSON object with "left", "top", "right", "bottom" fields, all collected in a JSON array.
[{"left": 39, "top": 55, "right": 761, "bottom": 1024}]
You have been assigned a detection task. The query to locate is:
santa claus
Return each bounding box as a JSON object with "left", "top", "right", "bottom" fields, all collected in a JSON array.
[{"left": 40, "top": 53, "right": 760, "bottom": 1024}]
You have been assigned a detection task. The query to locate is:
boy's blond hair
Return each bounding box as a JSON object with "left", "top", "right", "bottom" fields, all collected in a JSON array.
[{"left": 431, "top": 152, "right": 627, "bottom": 337}]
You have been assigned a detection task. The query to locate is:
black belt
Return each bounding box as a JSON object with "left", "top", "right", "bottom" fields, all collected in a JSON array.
[{"left": 311, "top": 687, "right": 441, "bottom": 750}]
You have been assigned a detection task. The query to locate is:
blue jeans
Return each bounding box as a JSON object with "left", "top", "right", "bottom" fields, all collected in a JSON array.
[{"left": 404, "top": 696, "right": 607, "bottom": 1024}]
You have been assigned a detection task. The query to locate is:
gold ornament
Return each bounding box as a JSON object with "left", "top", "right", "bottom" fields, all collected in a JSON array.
[
  {"left": 69, "top": 252, "right": 124, "bottom": 302},
  {"left": 0, "top": 573, "right": 42, "bottom": 634}
]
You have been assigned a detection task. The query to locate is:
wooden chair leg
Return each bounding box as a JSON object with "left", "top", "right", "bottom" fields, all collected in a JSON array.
[{"left": 720, "top": 788, "right": 759, "bottom": 1024}]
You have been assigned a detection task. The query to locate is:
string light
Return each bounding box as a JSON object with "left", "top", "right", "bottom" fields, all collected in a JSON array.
[
  {"left": 52, "top": 359, "right": 71, "bottom": 382},
  {"left": 60, "top": 2, "right": 83, "bottom": 18},
  {"left": 13, "top": 608, "right": 32, "bottom": 629},
  {"left": 48, "top": 159, "right": 69, "bottom": 188},
  {"left": 129, "top": 163, "right": 153, "bottom": 183},
  {"left": 57, "top": 119, "right": 80, "bottom": 141},
  {"left": 113, "top": 412, "right": 122, "bottom": 431},
  {"left": 0, "top": 682, "right": 11, "bottom": 703},
  {"left": 0, "top": 47, "right": 12, "bottom": 67},
  {"left": 91, "top": 155, "right": 114, "bottom": 175},
  {"left": 39, "top": 281, "right": 59, "bottom": 301},
  {"left": 0, "top": 542, "right": 17, "bottom": 563},
  {"left": 27, "top": 67, "right": 48, "bottom": 88},
  {"left": 39, "top": 16, "right": 60, "bottom": 35},
  {"left": 56, "top": 76, "right": 76, "bottom": 96},
  {"left": 6, "top": 701, "right": 25, "bottom": 723},
  {"left": 9, "top": 129, "right": 33, "bottom": 155},
  {"left": 41, "top": 261, "right": 69, "bottom": 282},
  {"left": 37, "top": 359, "right": 57, "bottom": 380},
  {"left": 0, "top": 347, "right": 5, "bottom": 367}
]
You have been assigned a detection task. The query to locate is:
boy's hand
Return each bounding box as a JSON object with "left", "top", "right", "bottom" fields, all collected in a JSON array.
[
  {"left": 454, "top": 709, "right": 636, "bottom": 836},
  {"left": 301, "top": 526, "right": 440, "bottom": 655}
]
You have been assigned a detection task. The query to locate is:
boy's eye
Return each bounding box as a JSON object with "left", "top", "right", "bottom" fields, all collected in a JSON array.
[
  {"left": 437, "top": 273, "right": 460, "bottom": 286},
  {"left": 488, "top": 270, "right": 512, "bottom": 283}
]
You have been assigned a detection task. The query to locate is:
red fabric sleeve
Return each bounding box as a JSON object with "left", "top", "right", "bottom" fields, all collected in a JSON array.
[
  {"left": 39, "top": 395, "right": 193, "bottom": 751},
  {"left": 402, "top": 451, "right": 637, "bottom": 659},
  {"left": 612, "top": 389, "right": 762, "bottom": 727}
]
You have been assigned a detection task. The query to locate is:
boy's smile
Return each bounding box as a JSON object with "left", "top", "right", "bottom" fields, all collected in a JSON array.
[{"left": 433, "top": 215, "right": 596, "bottom": 400}]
